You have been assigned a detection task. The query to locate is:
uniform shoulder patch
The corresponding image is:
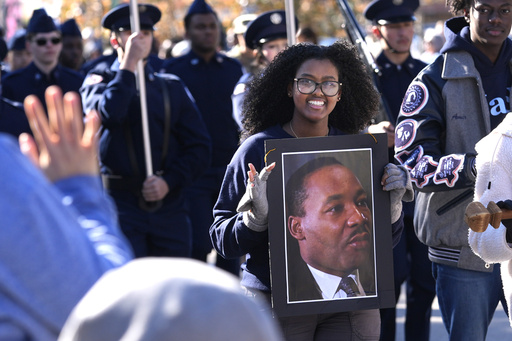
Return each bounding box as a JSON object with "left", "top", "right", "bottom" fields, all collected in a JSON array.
[{"left": 401, "top": 81, "right": 429, "bottom": 116}]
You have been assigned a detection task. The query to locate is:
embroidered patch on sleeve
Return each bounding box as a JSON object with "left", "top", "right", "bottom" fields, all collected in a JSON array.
[
  {"left": 400, "top": 81, "right": 429, "bottom": 116},
  {"left": 410, "top": 155, "right": 437, "bottom": 188},
  {"left": 395, "top": 119, "right": 417, "bottom": 151},
  {"left": 395, "top": 145, "right": 423, "bottom": 169},
  {"left": 433, "top": 154, "right": 464, "bottom": 187}
]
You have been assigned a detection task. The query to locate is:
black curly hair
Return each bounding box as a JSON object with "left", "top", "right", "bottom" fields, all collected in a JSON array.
[
  {"left": 446, "top": 0, "right": 472, "bottom": 15},
  {"left": 241, "top": 40, "right": 379, "bottom": 139}
]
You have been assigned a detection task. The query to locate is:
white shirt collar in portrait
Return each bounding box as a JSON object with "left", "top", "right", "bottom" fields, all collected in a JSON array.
[{"left": 307, "top": 265, "right": 365, "bottom": 299}]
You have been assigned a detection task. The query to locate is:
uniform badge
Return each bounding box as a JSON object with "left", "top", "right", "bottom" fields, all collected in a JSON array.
[
  {"left": 395, "top": 119, "right": 417, "bottom": 151},
  {"left": 401, "top": 81, "right": 428, "bottom": 116},
  {"left": 433, "top": 154, "right": 464, "bottom": 187},
  {"left": 410, "top": 155, "right": 437, "bottom": 188}
]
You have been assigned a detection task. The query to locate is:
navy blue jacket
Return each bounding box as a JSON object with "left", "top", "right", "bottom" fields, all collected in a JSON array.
[
  {"left": 0, "top": 98, "right": 28, "bottom": 137},
  {"left": 80, "top": 60, "right": 211, "bottom": 197},
  {"left": 1, "top": 62, "right": 84, "bottom": 108},
  {"left": 162, "top": 51, "right": 243, "bottom": 168}
]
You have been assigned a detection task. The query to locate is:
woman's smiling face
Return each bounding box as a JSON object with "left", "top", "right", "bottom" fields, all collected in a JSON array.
[{"left": 289, "top": 58, "right": 341, "bottom": 125}]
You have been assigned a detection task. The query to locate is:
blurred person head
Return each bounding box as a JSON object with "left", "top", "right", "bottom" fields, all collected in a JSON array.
[
  {"left": 7, "top": 29, "right": 32, "bottom": 71},
  {"left": 183, "top": 0, "right": 220, "bottom": 60},
  {"left": 59, "top": 19, "right": 84, "bottom": 70},
  {"left": 244, "top": 10, "right": 299, "bottom": 72},
  {"left": 297, "top": 27, "right": 318, "bottom": 45},
  {"left": 364, "top": 0, "right": 419, "bottom": 60},
  {"left": 25, "top": 8, "right": 62, "bottom": 74},
  {"left": 58, "top": 258, "right": 284, "bottom": 341},
  {"left": 101, "top": 3, "right": 161, "bottom": 62}
]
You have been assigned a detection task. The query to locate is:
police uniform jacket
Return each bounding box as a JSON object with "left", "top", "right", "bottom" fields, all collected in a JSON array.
[
  {"left": 375, "top": 52, "right": 426, "bottom": 123},
  {"left": 1, "top": 62, "right": 84, "bottom": 107},
  {"left": 80, "top": 60, "right": 211, "bottom": 201},
  {"left": 162, "top": 50, "right": 243, "bottom": 169},
  {"left": 0, "top": 97, "right": 29, "bottom": 137},
  {"left": 394, "top": 17, "right": 512, "bottom": 273}
]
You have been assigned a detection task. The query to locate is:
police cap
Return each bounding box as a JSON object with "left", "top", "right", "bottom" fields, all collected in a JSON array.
[
  {"left": 232, "top": 14, "right": 257, "bottom": 35},
  {"left": 102, "top": 3, "right": 161, "bottom": 31},
  {"left": 60, "top": 18, "right": 81, "bottom": 37},
  {"left": 364, "top": 0, "right": 419, "bottom": 25},
  {"left": 244, "top": 10, "right": 299, "bottom": 50},
  {"left": 7, "top": 29, "right": 26, "bottom": 51},
  {"left": 27, "top": 8, "right": 59, "bottom": 34},
  {"left": 184, "top": 0, "right": 216, "bottom": 24}
]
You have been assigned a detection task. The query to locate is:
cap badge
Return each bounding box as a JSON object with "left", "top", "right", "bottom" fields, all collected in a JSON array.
[{"left": 270, "top": 13, "right": 282, "bottom": 25}]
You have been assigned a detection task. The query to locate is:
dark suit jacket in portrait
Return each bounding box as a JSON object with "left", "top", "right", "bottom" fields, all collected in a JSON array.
[{"left": 286, "top": 239, "right": 376, "bottom": 302}]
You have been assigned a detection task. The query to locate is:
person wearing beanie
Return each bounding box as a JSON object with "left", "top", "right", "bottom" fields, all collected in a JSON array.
[
  {"left": 161, "top": 0, "right": 244, "bottom": 276},
  {"left": 232, "top": 10, "right": 299, "bottom": 129},
  {"left": 58, "top": 258, "right": 284, "bottom": 341},
  {"left": 81, "top": 3, "right": 211, "bottom": 259},
  {"left": 1, "top": 8, "right": 83, "bottom": 119},
  {"left": 59, "top": 18, "right": 84, "bottom": 71},
  {"left": 7, "top": 29, "right": 32, "bottom": 72},
  {"left": 363, "top": 0, "right": 435, "bottom": 340}
]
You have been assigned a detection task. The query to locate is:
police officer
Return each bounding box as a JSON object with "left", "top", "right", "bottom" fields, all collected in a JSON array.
[
  {"left": 81, "top": 3, "right": 211, "bottom": 258},
  {"left": 161, "top": 0, "right": 243, "bottom": 275},
  {"left": 1, "top": 9, "right": 83, "bottom": 111},
  {"left": 0, "top": 36, "right": 27, "bottom": 138},
  {"left": 364, "top": 0, "right": 435, "bottom": 340},
  {"left": 59, "top": 18, "right": 84, "bottom": 71},
  {"left": 6, "top": 29, "right": 31, "bottom": 72},
  {"left": 232, "top": 10, "right": 299, "bottom": 129}
]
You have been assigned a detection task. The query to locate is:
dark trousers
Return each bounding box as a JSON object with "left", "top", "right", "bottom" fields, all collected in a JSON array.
[
  {"left": 110, "top": 190, "right": 192, "bottom": 258},
  {"left": 379, "top": 213, "right": 436, "bottom": 341},
  {"left": 185, "top": 168, "right": 240, "bottom": 276}
]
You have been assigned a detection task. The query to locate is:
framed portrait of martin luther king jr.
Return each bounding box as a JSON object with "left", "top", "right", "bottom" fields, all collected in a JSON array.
[{"left": 265, "top": 133, "right": 395, "bottom": 317}]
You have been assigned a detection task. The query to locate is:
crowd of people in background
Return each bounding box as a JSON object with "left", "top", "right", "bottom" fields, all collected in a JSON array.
[{"left": 0, "top": 0, "right": 511, "bottom": 340}]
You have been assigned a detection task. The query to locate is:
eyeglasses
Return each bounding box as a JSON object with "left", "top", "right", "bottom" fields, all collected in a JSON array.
[
  {"left": 34, "top": 37, "right": 62, "bottom": 46},
  {"left": 294, "top": 78, "right": 342, "bottom": 97}
]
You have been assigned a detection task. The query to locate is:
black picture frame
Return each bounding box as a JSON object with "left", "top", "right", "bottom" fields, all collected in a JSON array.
[{"left": 265, "top": 133, "right": 395, "bottom": 317}]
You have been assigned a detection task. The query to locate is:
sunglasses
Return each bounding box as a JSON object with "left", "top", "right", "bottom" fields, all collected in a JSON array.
[{"left": 34, "top": 37, "right": 62, "bottom": 46}]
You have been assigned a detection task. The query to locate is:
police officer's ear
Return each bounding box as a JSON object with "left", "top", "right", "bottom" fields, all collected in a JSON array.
[
  {"left": 110, "top": 32, "right": 120, "bottom": 49},
  {"left": 288, "top": 216, "right": 305, "bottom": 240},
  {"left": 371, "top": 26, "right": 383, "bottom": 39}
]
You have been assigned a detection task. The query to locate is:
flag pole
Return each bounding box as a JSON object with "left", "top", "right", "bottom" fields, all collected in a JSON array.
[
  {"left": 129, "top": 0, "right": 153, "bottom": 177},
  {"left": 284, "top": 0, "right": 297, "bottom": 46}
]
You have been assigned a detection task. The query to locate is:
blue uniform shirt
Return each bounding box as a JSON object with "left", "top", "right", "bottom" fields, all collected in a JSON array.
[
  {"left": 162, "top": 51, "right": 243, "bottom": 168},
  {"left": 0, "top": 97, "right": 29, "bottom": 137},
  {"left": 81, "top": 60, "right": 211, "bottom": 196},
  {"left": 376, "top": 52, "right": 427, "bottom": 122},
  {"left": 1, "top": 62, "right": 84, "bottom": 108}
]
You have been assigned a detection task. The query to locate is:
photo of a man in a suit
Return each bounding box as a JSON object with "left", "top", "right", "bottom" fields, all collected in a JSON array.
[{"left": 285, "top": 155, "right": 376, "bottom": 302}]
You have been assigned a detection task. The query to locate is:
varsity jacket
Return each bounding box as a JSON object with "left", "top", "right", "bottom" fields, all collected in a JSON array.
[{"left": 394, "top": 39, "right": 512, "bottom": 273}]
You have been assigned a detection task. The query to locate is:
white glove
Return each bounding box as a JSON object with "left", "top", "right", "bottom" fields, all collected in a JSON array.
[
  {"left": 382, "top": 163, "right": 414, "bottom": 223},
  {"left": 237, "top": 163, "right": 276, "bottom": 232}
]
